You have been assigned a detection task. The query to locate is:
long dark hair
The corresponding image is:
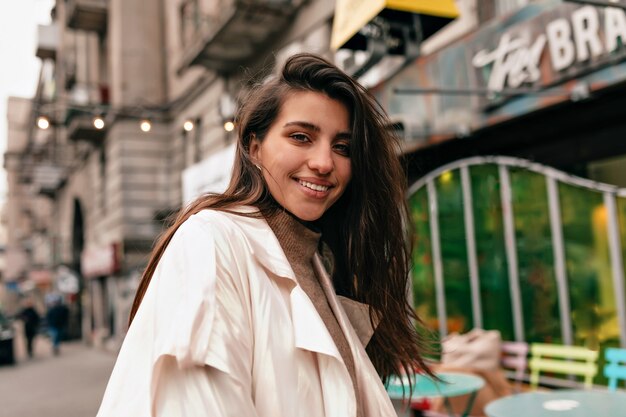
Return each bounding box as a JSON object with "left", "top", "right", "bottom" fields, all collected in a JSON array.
[{"left": 129, "top": 53, "right": 433, "bottom": 383}]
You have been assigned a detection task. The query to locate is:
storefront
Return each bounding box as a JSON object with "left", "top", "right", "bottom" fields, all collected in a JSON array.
[
  {"left": 372, "top": 1, "right": 626, "bottom": 382},
  {"left": 373, "top": 1, "right": 626, "bottom": 181}
]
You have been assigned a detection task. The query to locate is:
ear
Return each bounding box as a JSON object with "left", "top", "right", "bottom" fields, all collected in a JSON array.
[{"left": 249, "top": 134, "right": 261, "bottom": 163}]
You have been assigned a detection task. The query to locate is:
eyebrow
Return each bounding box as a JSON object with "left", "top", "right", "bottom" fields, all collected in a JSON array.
[{"left": 283, "top": 121, "right": 352, "bottom": 140}]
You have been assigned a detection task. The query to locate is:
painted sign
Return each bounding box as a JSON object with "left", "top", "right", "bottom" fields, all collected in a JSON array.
[
  {"left": 81, "top": 243, "right": 121, "bottom": 279},
  {"left": 371, "top": 2, "right": 626, "bottom": 149},
  {"left": 473, "top": 4, "right": 626, "bottom": 91}
]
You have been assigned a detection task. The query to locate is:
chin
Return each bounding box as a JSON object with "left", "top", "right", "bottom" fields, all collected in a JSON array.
[{"left": 290, "top": 208, "right": 324, "bottom": 222}]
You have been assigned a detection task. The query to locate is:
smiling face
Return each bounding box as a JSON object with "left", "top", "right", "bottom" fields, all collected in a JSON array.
[{"left": 249, "top": 91, "right": 352, "bottom": 222}]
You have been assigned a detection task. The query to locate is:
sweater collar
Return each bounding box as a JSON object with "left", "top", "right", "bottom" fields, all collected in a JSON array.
[{"left": 264, "top": 208, "right": 321, "bottom": 267}]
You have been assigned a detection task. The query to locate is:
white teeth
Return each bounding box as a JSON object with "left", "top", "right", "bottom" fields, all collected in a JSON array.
[{"left": 299, "top": 180, "right": 329, "bottom": 192}]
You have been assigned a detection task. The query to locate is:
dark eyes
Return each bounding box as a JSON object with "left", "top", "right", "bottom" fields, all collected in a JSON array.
[
  {"left": 333, "top": 143, "right": 351, "bottom": 156},
  {"left": 288, "top": 133, "right": 350, "bottom": 157},
  {"left": 290, "top": 133, "right": 309, "bottom": 142}
]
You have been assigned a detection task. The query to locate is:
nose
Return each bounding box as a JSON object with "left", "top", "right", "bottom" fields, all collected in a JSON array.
[{"left": 308, "top": 142, "right": 333, "bottom": 174}]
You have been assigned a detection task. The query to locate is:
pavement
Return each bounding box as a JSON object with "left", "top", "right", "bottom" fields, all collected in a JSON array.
[{"left": 0, "top": 323, "right": 117, "bottom": 417}]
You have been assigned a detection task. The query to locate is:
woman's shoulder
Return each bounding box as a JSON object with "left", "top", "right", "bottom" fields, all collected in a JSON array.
[
  {"left": 174, "top": 207, "right": 266, "bottom": 249},
  {"left": 182, "top": 207, "right": 261, "bottom": 233},
  {"left": 171, "top": 207, "right": 289, "bottom": 274}
]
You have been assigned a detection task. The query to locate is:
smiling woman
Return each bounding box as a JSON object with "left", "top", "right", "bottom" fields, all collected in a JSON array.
[
  {"left": 250, "top": 91, "right": 352, "bottom": 221},
  {"left": 96, "top": 53, "right": 433, "bottom": 417}
]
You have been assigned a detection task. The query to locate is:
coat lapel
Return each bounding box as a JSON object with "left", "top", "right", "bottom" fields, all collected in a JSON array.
[
  {"left": 313, "top": 254, "right": 397, "bottom": 417},
  {"left": 223, "top": 210, "right": 344, "bottom": 361}
]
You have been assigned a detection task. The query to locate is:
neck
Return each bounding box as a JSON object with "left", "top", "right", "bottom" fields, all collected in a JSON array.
[{"left": 265, "top": 208, "right": 321, "bottom": 265}]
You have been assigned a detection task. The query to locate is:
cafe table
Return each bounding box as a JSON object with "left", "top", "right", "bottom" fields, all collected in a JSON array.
[
  {"left": 386, "top": 372, "right": 485, "bottom": 417},
  {"left": 485, "top": 390, "right": 626, "bottom": 417}
]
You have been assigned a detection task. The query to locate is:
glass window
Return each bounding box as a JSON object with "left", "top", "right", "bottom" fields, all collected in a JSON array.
[
  {"left": 409, "top": 186, "right": 438, "bottom": 335},
  {"left": 618, "top": 196, "right": 626, "bottom": 322},
  {"left": 559, "top": 183, "right": 617, "bottom": 351},
  {"left": 437, "top": 170, "right": 473, "bottom": 333},
  {"left": 471, "top": 165, "right": 514, "bottom": 340},
  {"left": 509, "top": 168, "right": 560, "bottom": 343}
]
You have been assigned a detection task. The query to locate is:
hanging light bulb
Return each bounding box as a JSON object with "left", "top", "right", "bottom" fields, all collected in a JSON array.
[
  {"left": 93, "top": 116, "right": 105, "bottom": 130},
  {"left": 183, "top": 120, "right": 194, "bottom": 132},
  {"left": 37, "top": 116, "right": 50, "bottom": 130},
  {"left": 140, "top": 119, "right": 152, "bottom": 132},
  {"left": 223, "top": 120, "right": 235, "bottom": 132}
]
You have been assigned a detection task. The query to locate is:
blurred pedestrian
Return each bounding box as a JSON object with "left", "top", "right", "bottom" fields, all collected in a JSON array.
[
  {"left": 18, "top": 298, "right": 40, "bottom": 358},
  {"left": 97, "top": 53, "right": 433, "bottom": 416},
  {"left": 45, "top": 295, "right": 69, "bottom": 355}
]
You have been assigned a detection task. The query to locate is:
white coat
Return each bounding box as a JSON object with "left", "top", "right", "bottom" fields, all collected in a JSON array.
[{"left": 96, "top": 209, "right": 396, "bottom": 417}]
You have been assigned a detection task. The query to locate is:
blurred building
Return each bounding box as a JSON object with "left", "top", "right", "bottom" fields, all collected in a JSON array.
[
  {"left": 372, "top": 0, "right": 626, "bottom": 381},
  {"left": 3, "top": 96, "right": 57, "bottom": 317}
]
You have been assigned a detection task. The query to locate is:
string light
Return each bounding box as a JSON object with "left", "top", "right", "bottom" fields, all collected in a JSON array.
[
  {"left": 37, "top": 116, "right": 50, "bottom": 130},
  {"left": 183, "top": 120, "right": 194, "bottom": 132},
  {"left": 93, "top": 116, "right": 105, "bottom": 130},
  {"left": 223, "top": 121, "right": 235, "bottom": 132},
  {"left": 140, "top": 119, "right": 152, "bottom": 132}
]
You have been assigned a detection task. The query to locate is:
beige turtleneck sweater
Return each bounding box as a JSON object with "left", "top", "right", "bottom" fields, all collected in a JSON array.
[{"left": 265, "top": 210, "right": 361, "bottom": 415}]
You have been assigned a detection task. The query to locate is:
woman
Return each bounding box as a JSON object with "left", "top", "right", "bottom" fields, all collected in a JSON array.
[{"left": 97, "top": 53, "right": 432, "bottom": 417}]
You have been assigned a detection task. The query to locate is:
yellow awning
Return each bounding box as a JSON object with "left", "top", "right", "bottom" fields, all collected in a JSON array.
[
  {"left": 387, "top": 0, "right": 459, "bottom": 18},
  {"left": 331, "top": 0, "right": 459, "bottom": 50}
]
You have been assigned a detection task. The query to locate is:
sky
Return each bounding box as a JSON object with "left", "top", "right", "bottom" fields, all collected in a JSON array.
[{"left": 0, "top": 0, "right": 55, "bottom": 200}]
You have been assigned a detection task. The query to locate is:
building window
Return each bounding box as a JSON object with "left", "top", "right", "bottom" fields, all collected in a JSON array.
[
  {"left": 180, "top": 0, "right": 201, "bottom": 47},
  {"left": 409, "top": 157, "right": 624, "bottom": 382}
]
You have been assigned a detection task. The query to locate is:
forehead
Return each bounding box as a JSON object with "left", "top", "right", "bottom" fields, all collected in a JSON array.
[{"left": 274, "top": 91, "right": 351, "bottom": 129}]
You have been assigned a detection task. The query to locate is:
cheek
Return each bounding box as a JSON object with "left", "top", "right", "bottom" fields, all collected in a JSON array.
[{"left": 337, "top": 160, "right": 352, "bottom": 186}]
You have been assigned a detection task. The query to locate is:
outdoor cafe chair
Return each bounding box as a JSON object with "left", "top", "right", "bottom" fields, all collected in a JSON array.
[
  {"left": 528, "top": 343, "right": 598, "bottom": 389},
  {"left": 604, "top": 347, "right": 626, "bottom": 391},
  {"left": 500, "top": 341, "right": 528, "bottom": 391}
]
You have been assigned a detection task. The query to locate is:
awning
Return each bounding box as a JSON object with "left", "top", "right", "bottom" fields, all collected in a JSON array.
[{"left": 331, "top": 0, "right": 459, "bottom": 50}]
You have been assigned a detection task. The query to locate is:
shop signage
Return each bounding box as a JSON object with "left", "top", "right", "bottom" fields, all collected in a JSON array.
[
  {"left": 81, "top": 243, "right": 121, "bottom": 279},
  {"left": 472, "top": 5, "right": 626, "bottom": 91},
  {"left": 56, "top": 265, "right": 80, "bottom": 294},
  {"left": 331, "top": 0, "right": 458, "bottom": 50}
]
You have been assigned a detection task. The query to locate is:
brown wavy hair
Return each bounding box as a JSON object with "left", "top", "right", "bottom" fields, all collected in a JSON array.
[{"left": 128, "top": 53, "right": 433, "bottom": 384}]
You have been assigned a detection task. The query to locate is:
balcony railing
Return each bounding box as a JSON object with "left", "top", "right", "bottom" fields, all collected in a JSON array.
[
  {"left": 36, "top": 24, "right": 58, "bottom": 61},
  {"left": 66, "top": 0, "right": 108, "bottom": 33},
  {"left": 67, "top": 112, "right": 107, "bottom": 143},
  {"left": 179, "top": 0, "right": 304, "bottom": 73},
  {"left": 64, "top": 83, "right": 109, "bottom": 142},
  {"left": 32, "top": 163, "right": 67, "bottom": 198}
]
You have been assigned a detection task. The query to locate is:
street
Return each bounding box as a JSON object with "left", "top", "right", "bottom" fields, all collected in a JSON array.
[{"left": 0, "top": 323, "right": 116, "bottom": 417}]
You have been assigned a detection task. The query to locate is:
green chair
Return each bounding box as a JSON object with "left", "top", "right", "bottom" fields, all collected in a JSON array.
[
  {"left": 529, "top": 343, "right": 598, "bottom": 389},
  {"left": 604, "top": 347, "right": 626, "bottom": 391}
]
